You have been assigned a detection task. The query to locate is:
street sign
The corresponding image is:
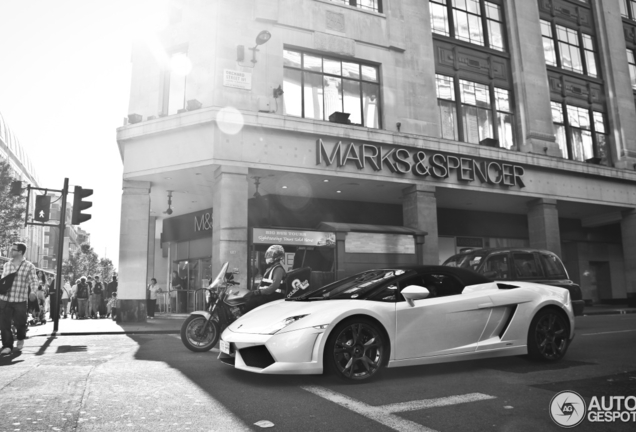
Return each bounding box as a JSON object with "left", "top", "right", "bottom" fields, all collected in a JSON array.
[{"left": 34, "top": 195, "right": 51, "bottom": 222}]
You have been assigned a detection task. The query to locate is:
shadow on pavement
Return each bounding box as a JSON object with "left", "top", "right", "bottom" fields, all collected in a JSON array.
[{"left": 0, "top": 351, "right": 24, "bottom": 367}]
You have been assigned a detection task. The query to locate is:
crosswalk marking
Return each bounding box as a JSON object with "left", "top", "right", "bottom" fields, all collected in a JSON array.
[{"left": 301, "top": 386, "right": 496, "bottom": 432}]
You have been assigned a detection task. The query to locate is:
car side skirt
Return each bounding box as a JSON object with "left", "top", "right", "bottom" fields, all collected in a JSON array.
[{"left": 386, "top": 346, "right": 527, "bottom": 369}]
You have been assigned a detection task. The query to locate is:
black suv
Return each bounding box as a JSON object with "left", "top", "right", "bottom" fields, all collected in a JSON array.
[{"left": 443, "top": 248, "right": 584, "bottom": 316}]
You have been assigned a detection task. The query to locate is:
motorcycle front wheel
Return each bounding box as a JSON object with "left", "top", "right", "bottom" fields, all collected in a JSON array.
[{"left": 181, "top": 315, "right": 220, "bottom": 352}]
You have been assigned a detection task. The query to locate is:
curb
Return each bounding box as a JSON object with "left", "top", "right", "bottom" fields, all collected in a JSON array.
[
  {"left": 583, "top": 310, "right": 636, "bottom": 316},
  {"left": 30, "top": 330, "right": 181, "bottom": 337}
]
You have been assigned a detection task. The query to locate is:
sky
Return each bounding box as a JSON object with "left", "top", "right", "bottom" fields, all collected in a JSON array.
[{"left": 0, "top": 0, "right": 166, "bottom": 267}]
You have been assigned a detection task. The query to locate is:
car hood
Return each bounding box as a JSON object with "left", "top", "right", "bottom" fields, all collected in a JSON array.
[{"left": 228, "top": 299, "right": 355, "bottom": 335}]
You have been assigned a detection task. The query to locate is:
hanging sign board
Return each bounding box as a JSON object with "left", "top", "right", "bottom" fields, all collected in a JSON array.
[
  {"left": 252, "top": 228, "right": 336, "bottom": 247},
  {"left": 223, "top": 69, "right": 252, "bottom": 90}
]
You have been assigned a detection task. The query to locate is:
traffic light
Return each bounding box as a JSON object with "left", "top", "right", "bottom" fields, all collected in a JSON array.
[
  {"left": 34, "top": 195, "right": 51, "bottom": 222},
  {"left": 10, "top": 181, "right": 22, "bottom": 196},
  {"left": 71, "top": 186, "right": 93, "bottom": 225}
]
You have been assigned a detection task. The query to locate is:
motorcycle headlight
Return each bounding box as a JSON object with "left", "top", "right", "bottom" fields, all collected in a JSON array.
[{"left": 265, "top": 315, "right": 309, "bottom": 334}]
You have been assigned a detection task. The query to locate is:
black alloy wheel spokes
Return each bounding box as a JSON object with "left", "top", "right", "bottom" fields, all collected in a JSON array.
[
  {"left": 333, "top": 323, "right": 383, "bottom": 379},
  {"left": 535, "top": 313, "right": 567, "bottom": 360}
]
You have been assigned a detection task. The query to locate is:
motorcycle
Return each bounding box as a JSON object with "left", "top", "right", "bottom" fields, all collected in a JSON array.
[{"left": 180, "top": 262, "right": 251, "bottom": 352}]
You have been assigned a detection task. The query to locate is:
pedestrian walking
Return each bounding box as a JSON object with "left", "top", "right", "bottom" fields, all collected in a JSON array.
[
  {"left": 35, "top": 271, "right": 48, "bottom": 324},
  {"left": 107, "top": 292, "right": 118, "bottom": 321},
  {"left": 60, "top": 278, "right": 71, "bottom": 319},
  {"left": 147, "top": 278, "right": 161, "bottom": 319},
  {"left": 0, "top": 242, "right": 39, "bottom": 355},
  {"left": 69, "top": 279, "right": 80, "bottom": 319},
  {"left": 91, "top": 276, "right": 105, "bottom": 318},
  {"left": 76, "top": 277, "right": 90, "bottom": 319},
  {"left": 107, "top": 275, "right": 118, "bottom": 298}
]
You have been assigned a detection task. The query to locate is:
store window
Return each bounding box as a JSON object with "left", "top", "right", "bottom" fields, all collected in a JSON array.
[
  {"left": 429, "top": 0, "right": 506, "bottom": 52},
  {"left": 551, "top": 102, "right": 607, "bottom": 163},
  {"left": 435, "top": 74, "right": 514, "bottom": 148},
  {"left": 620, "top": 0, "right": 636, "bottom": 20},
  {"left": 283, "top": 49, "right": 381, "bottom": 128},
  {"left": 329, "top": 0, "right": 382, "bottom": 13},
  {"left": 540, "top": 19, "right": 598, "bottom": 78}
]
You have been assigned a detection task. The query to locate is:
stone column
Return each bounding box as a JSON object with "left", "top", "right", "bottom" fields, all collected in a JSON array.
[
  {"left": 402, "top": 185, "right": 435, "bottom": 264},
  {"left": 527, "top": 198, "right": 561, "bottom": 257},
  {"left": 506, "top": 0, "right": 561, "bottom": 156},
  {"left": 117, "top": 180, "right": 151, "bottom": 322},
  {"left": 212, "top": 166, "right": 249, "bottom": 288},
  {"left": 595, "top": 0, "right": 636, "bottom": 169},
  {"left": 621, "top": 210, "right": 636, "bottom": 306}
]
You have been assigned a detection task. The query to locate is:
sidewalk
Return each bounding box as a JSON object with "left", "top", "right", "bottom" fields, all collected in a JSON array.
[
  {"left": 26, "top": 313, "right": 187, "bottom": 337},
  {"left": 582, "top": 304, "right": 636, "bottom": 316}
]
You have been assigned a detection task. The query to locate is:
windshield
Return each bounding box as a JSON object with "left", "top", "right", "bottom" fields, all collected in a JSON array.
[
  {"left": 290, "top": 269, "right": 409, "bottom": 300},
  {"left": 209, "top": 262, "right": 229, "bottom": 289},
  {"left": 443, "top": 252, "right": 486, "bottom": 271}
]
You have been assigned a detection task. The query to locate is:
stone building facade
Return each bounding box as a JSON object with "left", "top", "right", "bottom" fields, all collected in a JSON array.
[{"left": 116, "top": 0, "right": 636, "bottom": 319}]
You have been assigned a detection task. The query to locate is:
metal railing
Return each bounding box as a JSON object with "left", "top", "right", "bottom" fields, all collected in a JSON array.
[{"left": 156, "top": 289, "right": 207, "bottom": 314}]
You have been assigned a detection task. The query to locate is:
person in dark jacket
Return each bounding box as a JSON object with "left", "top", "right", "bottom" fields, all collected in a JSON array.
[{"left": 76, "top": 277, "right": 90, "bottom": 319}]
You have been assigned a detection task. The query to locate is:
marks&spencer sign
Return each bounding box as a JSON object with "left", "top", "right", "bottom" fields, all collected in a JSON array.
[
  {"left": 316, "top": 139, "right": 526, "bottom": 188},
  {"left": 163, "top": 209, "right": 213, "bottom": 243}
]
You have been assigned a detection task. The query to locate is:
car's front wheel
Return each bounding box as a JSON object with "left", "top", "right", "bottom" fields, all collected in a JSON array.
[
  {"left": 325, "top": 318, "right": 385, "bottom": 382},
  {"left": 527, "top": 309, "right": 570, "bottom": 361}
]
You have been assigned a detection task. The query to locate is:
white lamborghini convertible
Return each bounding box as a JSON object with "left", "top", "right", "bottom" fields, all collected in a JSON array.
[{"left": 218, "top": 266, "right": 575, "bottom": 382}]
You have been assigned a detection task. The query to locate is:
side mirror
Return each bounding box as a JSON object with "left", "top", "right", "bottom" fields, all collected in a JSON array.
[
  {"left": 402, "top": 285, "right": 430, "bottom": 307},
  {"left": 483, "top": 270, "right": 497, "bottom": 279}
]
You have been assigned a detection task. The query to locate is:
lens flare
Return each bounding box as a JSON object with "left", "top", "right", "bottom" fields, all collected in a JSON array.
[{"left": 216, "top": 107, "right": 244, "bottom": 135}]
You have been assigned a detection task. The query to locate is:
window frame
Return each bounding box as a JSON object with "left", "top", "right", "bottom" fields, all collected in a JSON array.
[
  {"left": 329, "top": 0, "right": 383, "bottom": 13},
  {"left": 429, "top": 0, "right": 507, "bottom": 52},
  {"left": 620, "top": 0, "right": 636, "bottom": 21},
  {"left": 435, "top": 73, "right": 515, "bottom": 148},
  {"left": 540, "top": 19, "right": 599, "bottom": 79},
  {"left": 511, "top": 252, "right": 545, "bottom": 280},
  {"left": 282, "top": 48, "right": 382, "bottom": 129},
  {"left": 161, "top": 46, "right": 190, "bottom": 116},
  {"left": 551, "top": 101, "right": 607, "bottom": 163}
]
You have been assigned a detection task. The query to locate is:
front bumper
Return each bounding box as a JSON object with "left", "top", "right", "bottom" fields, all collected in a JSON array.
[{"left": 218, "top": 326, "right": 326, "bottom": 375}]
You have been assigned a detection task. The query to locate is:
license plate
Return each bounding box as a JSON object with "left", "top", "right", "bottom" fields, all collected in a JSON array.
[{"left": 220, "top": 340, "right": 230, "bottom": 355}]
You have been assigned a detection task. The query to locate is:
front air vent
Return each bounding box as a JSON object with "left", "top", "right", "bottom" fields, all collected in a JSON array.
[{"left": 240, "top": 346, "right": 275, "bottom": 369}]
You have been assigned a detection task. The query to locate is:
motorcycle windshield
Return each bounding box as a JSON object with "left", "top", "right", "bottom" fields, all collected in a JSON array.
[{"left": 209, "top": 262, "right": 229, "bottom": 289}]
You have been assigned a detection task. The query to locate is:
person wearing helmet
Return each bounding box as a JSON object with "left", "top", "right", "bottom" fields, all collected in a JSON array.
[{"left": 245, "top": 245, "right": 287, "bottom": 311}]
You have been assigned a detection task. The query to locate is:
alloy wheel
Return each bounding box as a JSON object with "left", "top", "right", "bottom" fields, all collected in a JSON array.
[
  {"left": 332, "top": 322, "right": 383, "bottom": 380},
  {"left": 534, "top": 312, "right": 567, "bottom": 360}
]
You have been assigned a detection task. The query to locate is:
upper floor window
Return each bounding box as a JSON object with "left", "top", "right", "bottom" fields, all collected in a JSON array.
[
  {"left": 628, "top": 49, "right": 636, "bottom": 90},
  {"left": 540, "top": 19, "right": 598, "bottom": 78},
  {"left": 435, "top": 74, "right": 514, "bottom": 149},
  {"left": 283, "top": 49, "right": 381, "bottom": 129},
  {"left": 551, "top": 102, "right": 607, "bottom": 163},
  {"left": 429, "top": 0, "right": 506, "bottom": 52},
  {"left": 330, "top": 0, "right": 382, "bottom": 13},
  {"left": 161, "top": 51, "right": 190, "bottom": 116},
  {"left": 620, "top": 0, "right": 636, "bottom": 20}
]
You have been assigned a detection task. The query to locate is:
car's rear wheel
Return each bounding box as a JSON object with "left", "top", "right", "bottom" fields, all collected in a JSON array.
[
  {"left": 527, "top": 309, "right": 569, "bottom": 361},
  {"left": 326, "top": 318, "right": 385, "bottom": 382}
]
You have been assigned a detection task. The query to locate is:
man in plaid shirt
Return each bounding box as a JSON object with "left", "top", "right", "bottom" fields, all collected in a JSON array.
[{"left": 0, "top": 242, "right": 39, "bottom": 355}]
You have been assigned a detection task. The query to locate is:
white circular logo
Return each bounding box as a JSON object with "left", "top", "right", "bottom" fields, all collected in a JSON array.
[{"left": 550, "top": 391, "right": 586, "bottom": 428}]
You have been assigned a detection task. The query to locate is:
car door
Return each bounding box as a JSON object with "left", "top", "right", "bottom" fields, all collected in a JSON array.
[{"left": 395, "top": 271, "right": 494, "bottom": 360}]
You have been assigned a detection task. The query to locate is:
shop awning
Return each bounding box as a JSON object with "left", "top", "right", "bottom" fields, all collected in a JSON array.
[{"left": 316, "top": 222, "right": 427, "bottom": 237}]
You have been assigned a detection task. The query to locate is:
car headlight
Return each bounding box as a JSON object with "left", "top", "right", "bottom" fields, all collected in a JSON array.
[{"left": 265, "top": 315, "right": 309, "bottom": 334}]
